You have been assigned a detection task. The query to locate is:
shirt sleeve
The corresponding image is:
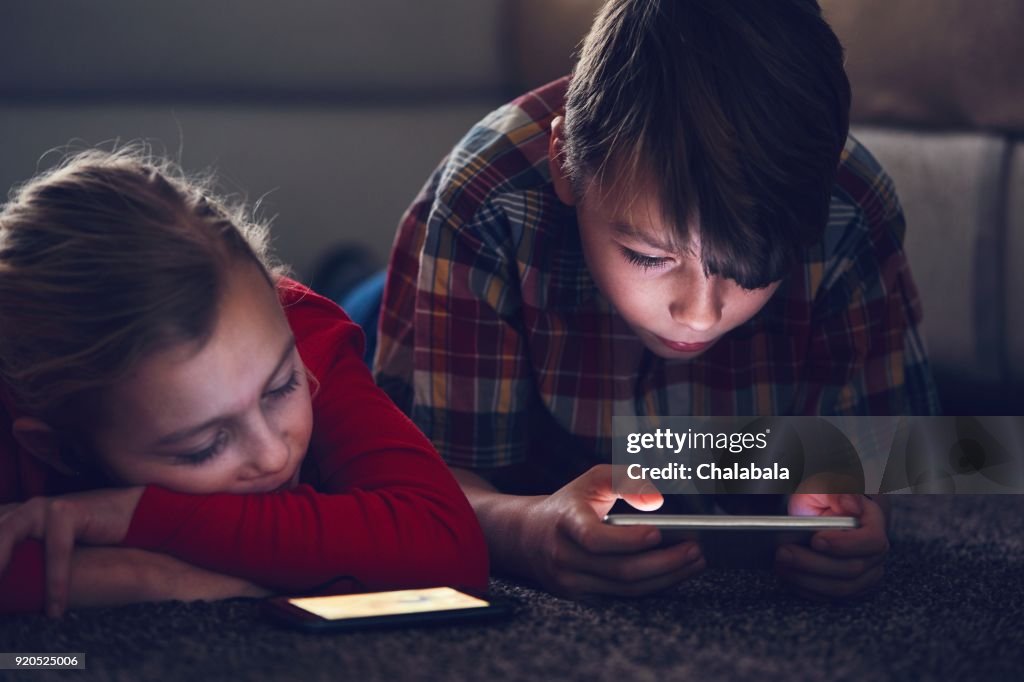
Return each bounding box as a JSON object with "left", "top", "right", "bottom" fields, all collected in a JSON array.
[
  {"left": 794, "top": 165, "right": 942, "bottom": 417},
  {"left": 0, "top": 413, "right": 45, "bottom": 614},
  {"left": 120, "top": 286, "right": 488, "bottom": 595},
  {"left": 0, "top": 540, "right": 45, "bottom": 614},
  {"left": 376, "top": 167, "right": 536, "bottom": 471}
]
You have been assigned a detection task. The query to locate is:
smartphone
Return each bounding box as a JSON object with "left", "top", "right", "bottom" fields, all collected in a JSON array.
[
  {"left": 265, "top": 587, "right": 513, "bottom": 632},
  {"left": 604, "top": 514, "right": 859, "bottom": 568}
]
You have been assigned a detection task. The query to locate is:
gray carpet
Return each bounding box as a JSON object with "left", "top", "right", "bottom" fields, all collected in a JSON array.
[{"left": 2, "top": 496, "right": 1022, "bottom": 682}]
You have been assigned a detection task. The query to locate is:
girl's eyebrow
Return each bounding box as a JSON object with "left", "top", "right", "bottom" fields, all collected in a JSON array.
[
  {"left": 154, "top": 337, "right": 297, "bottom": 447},
  {"left": 611, "top": 221, "right": 677, "bottom": 253}
]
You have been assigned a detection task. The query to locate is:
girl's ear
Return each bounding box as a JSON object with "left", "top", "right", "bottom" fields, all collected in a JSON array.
[
  {"left": 11, "top": 417, "right": 78, "bottom": 476},
  {"left": 548, "top": 116, "right": 578, "bottom": 207}
]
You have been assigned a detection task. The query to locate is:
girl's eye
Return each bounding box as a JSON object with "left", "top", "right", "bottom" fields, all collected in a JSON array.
[
  {"left": 620, "top": 246, "right": 670, "bottom": 271},
  {"left": 266, "top": 370, "right": 300, "bottom": 401},
  {"left": 178, "top": 430, "right": 229, "bottom": 466}
]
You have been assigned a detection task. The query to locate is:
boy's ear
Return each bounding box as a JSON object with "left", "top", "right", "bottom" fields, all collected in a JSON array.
[
  {"left": 548, "top": 116, "right": 577, "bottom": 207},
  {"left": 11, "top": 417, "right": 78, "bottom": 476}
]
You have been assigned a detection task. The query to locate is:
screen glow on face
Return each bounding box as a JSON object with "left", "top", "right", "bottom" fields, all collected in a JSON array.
[{"left": 288, "top": 587, "right": 489, "bottom": 620}]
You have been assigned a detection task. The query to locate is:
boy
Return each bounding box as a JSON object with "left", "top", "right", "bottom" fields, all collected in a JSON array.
[{"left": 376, "top": 0, "right": 937, "bottom": 598}]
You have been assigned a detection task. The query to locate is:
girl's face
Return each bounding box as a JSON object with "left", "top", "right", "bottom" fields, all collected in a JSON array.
[{"left": 88, "top": 263, "right": 314, "bottom": 494}]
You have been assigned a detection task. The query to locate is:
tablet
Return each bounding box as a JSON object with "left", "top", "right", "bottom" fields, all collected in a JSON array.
[
  {"left": 604, "top": 514, "right": 858, "bottom": 531},
  {"left": 604, "top": 514, "right": 858, "bottom": 568}
]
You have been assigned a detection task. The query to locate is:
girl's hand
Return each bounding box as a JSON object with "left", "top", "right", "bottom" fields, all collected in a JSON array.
[
  {"left": 775, "top": 494, "right": 889, "bottom": 599},
  {"left": 0, "top": 487, "right": 144, "bottom": 618},
  {"left": 62, "top": 547, "right": 272, "bottom": 611},
  {"left": 131, "top": 549, "right": 273, "bottom": 603}
]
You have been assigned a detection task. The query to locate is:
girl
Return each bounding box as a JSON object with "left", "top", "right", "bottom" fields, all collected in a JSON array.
[{"left": 0, "top": 148, "right": 488, "bottom": 616}]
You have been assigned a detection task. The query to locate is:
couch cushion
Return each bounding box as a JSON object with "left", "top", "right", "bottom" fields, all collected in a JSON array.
[
  {"left": 508, "top": 0, "right": 603, "bottom": 90},
  {"left": 851, "top": 127, "right": 1009, "bottom": 390},
  {"left": 823, "top": 0, "right": 1024, "bottom": 132},
  {"left": 1007, "top": 144, "right": 1024, "bottom": 385}
]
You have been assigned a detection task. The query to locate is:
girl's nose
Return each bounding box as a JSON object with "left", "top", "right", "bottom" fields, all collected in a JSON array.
[{"left": 242, "top": 417, "right": 290, "bottom": 479}]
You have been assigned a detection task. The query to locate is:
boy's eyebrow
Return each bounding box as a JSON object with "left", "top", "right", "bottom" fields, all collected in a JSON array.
[
  {"left": 611, "top": 221, "right": 678, "bottom": 253},
  {"left": 154, "top": 337, "right": 297, "bottom": 447}
]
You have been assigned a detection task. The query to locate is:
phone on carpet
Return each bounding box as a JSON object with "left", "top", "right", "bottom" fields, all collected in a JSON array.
[{"left": 265, "top": 586, "right": 513, "bottom": 632}]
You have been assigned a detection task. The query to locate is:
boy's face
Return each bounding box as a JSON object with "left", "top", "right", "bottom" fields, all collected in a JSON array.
[
  {"left": 550, "top": 118, "right": 780, "bottom": 360},
  {"left": 88, "top": 262, "right": 314, "bottom": 494}
]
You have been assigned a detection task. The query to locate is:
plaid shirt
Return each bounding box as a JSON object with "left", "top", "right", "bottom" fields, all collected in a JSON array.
[{"left": 375, "top": 77, "right": 941, "bottom": 477}]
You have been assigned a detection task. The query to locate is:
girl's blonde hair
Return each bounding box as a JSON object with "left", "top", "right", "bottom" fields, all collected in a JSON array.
[{"left": 0, "top": 146, "right": 283, "bottom": 442}]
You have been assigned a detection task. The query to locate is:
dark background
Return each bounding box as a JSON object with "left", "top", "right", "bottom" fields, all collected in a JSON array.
[{"left": 2, "top": 0, "right": 1023, "bottom": 413}]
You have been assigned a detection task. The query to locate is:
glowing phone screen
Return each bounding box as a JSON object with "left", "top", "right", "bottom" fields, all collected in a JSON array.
[{"left": 288, "top": 587, "right": 490, "bottom": 620}]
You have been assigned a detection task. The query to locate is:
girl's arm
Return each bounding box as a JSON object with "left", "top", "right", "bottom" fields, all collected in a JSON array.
[
  {"left": 1, "top": 540, "right": 268, "bottom": 615},
  {"left": 118, "top": 286, "right": 488, "bottom": 595},
  {"left": 68, "top": 546, "right": 271, "bottom": 609}
]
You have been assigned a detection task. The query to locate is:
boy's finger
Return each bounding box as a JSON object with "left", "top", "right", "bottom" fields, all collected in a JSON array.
[
  {"left": 620, "top": 486, "right": 665, "bottom": 513},
  {"left": 559, "top": 510, "right": 662, "bottom": 555},
  {"left": 810, "top": 502, "right": 888, "bottom": 557},
  {"left": 612, "top": 471, "right": 665, "bottom": 512},
  {"left": 778, "top": 562, "right": 885, "bottom": 600},
  {"left": 580, "top": 465, "right": 664, "bottom": 512},
  {"left": 568, "top": 540, "right": 702, "bottom": 583},
  {"left": 776, "top": 543, "right": 885, "bottom": 579},
  {"left": 839, "top": 494, "right": 863, "bottom": 516},
  {"left": 788, "top": 493, "right": 833, "bottom": 516},
  {"left": 811, "top": 529, "right": 888, "bottom": 557},
  {"left": 568, "top": 557, "right": 706, "bottom": 598}
]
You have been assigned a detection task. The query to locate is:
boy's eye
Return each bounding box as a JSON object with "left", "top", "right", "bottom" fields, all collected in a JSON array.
[
  {"left": 177, "top": 430, "right": 229, "bottom": 466},
  {"left": 266, "top": 370, "right": 300, "bottom": 401},
  {"left": 620, "top": 246, "right": 670, "bottom": 271}
]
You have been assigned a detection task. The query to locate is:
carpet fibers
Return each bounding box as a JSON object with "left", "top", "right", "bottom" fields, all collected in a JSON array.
[{"left": 2, "top": 496, "right": 1021, "bottom": 681}]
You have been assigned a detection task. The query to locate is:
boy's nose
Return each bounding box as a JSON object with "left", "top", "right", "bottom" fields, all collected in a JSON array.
[{"left": 668, "top": 281, "right": 722, "bottom": 332}]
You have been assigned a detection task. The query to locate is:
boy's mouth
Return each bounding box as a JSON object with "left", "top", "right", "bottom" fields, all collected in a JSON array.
[{"left": 656, "top": 335, "right": 715, "bottom": 353}]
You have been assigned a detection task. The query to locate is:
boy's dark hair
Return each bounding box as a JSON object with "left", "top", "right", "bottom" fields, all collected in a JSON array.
[{"left": 563, "top": 0, "right": 851, "bottom": 289}]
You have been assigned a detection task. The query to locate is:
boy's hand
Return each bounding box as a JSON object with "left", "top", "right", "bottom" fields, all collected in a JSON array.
[
  {"left": 517, "top": 465, "right": 705, "bottom": 598},
  {"left": 775, "top": 493, "right": 888, "bottom": 599},
  {"left": 0, "top": 487, "right": 144, "bottom": 618}
]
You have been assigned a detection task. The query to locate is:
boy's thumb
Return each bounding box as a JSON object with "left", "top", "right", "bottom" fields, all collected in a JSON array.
[{"left": 621, "top": 482, "right": 664, "bottom": 512}]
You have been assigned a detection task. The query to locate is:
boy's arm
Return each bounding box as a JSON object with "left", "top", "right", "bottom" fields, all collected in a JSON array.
[
  {"left": 376, "top": 180, "right": 706, "bottom": 597},
  {"left": 448, "top": 464, "right": 706, "bottom": 598},
  {"left": 795, "top": 181, "right": 940, "bottom": 416}
]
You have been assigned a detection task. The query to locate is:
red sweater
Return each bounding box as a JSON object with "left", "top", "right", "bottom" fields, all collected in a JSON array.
[{"left": 0, "top": 279, "right": 488, "bottom": 614}]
